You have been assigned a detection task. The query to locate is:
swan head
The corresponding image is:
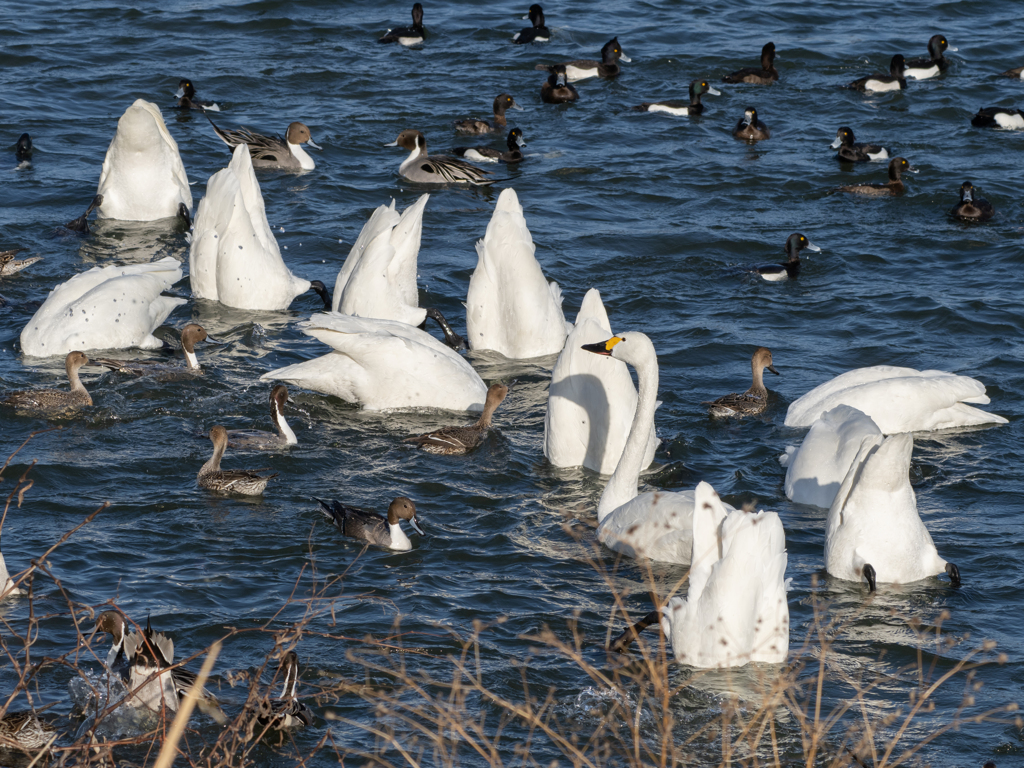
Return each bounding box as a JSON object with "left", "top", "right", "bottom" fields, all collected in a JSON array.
[
  {"left": 581, "top": 332, "right": 655, "bottom": 366},
  {"left": 387, "top": 497, "right": 424, "bottom": 535}
]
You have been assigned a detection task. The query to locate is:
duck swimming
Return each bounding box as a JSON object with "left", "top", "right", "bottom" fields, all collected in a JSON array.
[
  {"left": 950, "top": 181, "right": 995, "bottom": 221},
  {"left": 385, "top": 129, "right": 494, "bottom": 185},
  {"left": 540, "top": 64, "right": 579, "bottom": 103},
  {"left": 732, "top": 106, "right": 770, "bottom": 141},
  {"left": 94, "top": 324, "right": 208, "bottom": 377},
  {"left": 971, "top": 106, "right": 1024, "bottom": 130},
  {"left": 15, "top": 133, "right": 31, "bottom": 163},
  {"left": 226, "top": 385, "right": 298, "bottom": 450},
  {"left": 316, "top": 497, "right": 424, "bottom": 551},
  {"left": 847, "top": 54, "right": 907, "bottom": 92},
  {"left": 634, "top": 79, "right": 721, "bottom": 116},
  {"left": 830, "top": 126, "right": 888, "bottom": 162},
  {"left": 453, "top": 128, "right": 526, "bottom": 163},
  {"left": 122, "top": 618, "right": 183, "bottom": 712},
  {"left": 836, "top": 157, "right": 915, "bottom": 196},
  {"left": 0, "top": 711, "right": 56, "bottom": 751},
  {"left": 174, "top": 79, "right": 220, "bottom": 111},
  {"left": 748, "top": 233, "right": 821, "bottom": 281},
  {"left": 2, "top": 351, "right": 95, "bottom": 411},
  {"left": 207, "top": 115, "right": 321, "bottom": 170},
  {"left": 723, "top": 41, "right": 778, "bottom": 84},
  {"left": 536, "top": 37, "right": 630, "bottom": 81},
  {"left": 0, "top": 249, "right": 41, "bottom": 278},
  {"left": 512, "top": 4, "right": 549, "bottom": 44},
  {"left": 198, "top": 426, "right": 277, "bottom": 495},
  {"left": 904, "top": 35, "right": 955, "bottom": 79},
  {"left": 705, "top": 347, "right": 779, "bottom": 417},
  {"left": 404, "top": 383, "right": 508, "bottom": 454},
  {"left": 379, "top": 3, "right": 424, "bottom": 45},
  {"left": 998, "top": 65, "right": 1024, "bottom": 79},
  {"left": 454, "top": 94, "right": 522, "bottom": 134},
  {"left": 255, "top": 651, "right": 313, "bottom": 731}
]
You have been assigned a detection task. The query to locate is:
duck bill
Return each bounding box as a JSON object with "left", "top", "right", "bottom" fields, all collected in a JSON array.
[
  {"left": 829, "top": 136, "right": 842, "bottom": 149},
  {"left": 962, "top": 188, "right": 973, "bottom": 202},
  {"left": 384, "top": 139, "right": 399, "bottom": 147},
  {"left": 174, "top": 87, "right": 185, "bottom": 98},
  {"left": 510, "top": 100, "right": 524, "bottom": 111},
  {"left": 410, "top": 517, "right": 425, "bottom": 536},
  {"left": 516, "top": 136, "right": 527, "bottom": 148},
  {"left": 707, "top": 86, "right": 722, "bottom": 96},
  {"left": 806, "top": 242, "right": 822, "bottom": 252},
  {"left": 947, "top": 46, "right": 958, "bottom": 52},
  {"left": 306, "top": 138, "right": 322, "bottom": 151},
  {"left": 907, "top": 166, "right": 919, "bottom": 174},
  {"left": 619, "top": 54, "right": 632, "bottom": 63},
  {"left": 556, "top": 73, "right": 567, "bottom": 87},
  {"left": 767, "top": 365, "right": 781, "bottom": 376}
]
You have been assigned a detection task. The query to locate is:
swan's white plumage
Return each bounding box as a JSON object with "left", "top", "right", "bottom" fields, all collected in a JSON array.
[
  {"left": 96, "top": 99, "right": 191, "bottom": 221},
  {"left": 260, "top": 313, "right": 486, "bottom": 412},
  {"left": 825, "top": 433, "right": 949, "bottom": 585},
  {"left": 660, "top": 482, "right": 789, "bottom": 668},
  {"left": 20, "top": 258, "right": 185, "bottom": 357},
  {"left": 465, "top": 188, "right": 569, "bottom": 358},
  {"left": 543, "top": 289, "right": 657, "bottom": 474},
  {"left": 785, "top": 365, "right": 1007, "bottom": 433},
  {"left": 189, "top": 144, "right": 311, "bottom": 310},
  {"left": 781, "top": 405, "right": 882, "bottom": 508}
]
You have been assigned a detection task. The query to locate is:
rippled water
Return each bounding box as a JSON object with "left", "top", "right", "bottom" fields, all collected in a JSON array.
[{"left": 2, "top": 0, "right": 1023, "bottom": 764}]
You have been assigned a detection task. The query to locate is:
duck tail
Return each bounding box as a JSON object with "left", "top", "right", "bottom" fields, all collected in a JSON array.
[{"left": 534, "top": 63, "right": 554, "bottom": 72}]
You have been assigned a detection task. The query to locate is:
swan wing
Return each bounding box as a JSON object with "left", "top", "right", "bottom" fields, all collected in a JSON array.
[
  {"left": 388, "top": 194, "right": 429, "bottom": 308},
  {"left": 333, "top": 201, "right": 400, "bottom": 309}
]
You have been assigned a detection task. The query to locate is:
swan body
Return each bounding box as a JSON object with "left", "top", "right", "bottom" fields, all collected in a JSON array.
[
  {"left": 20, "top": 258, "right": 185, "bottom": 357},
  {"left": 785, "top": 366, "right": 1007, "bottom": 433},
  {"left": 466, "top": 188, "right": 569, "bottom": 358},
  {"left": 0, "top": 544, "right": 23, "bottom": 599},
  {"left": 660, "top": 482, "right": 789, "bottom": 668},
  {"left": 96, "top": 99, "right": 191, "bottom": 221},
  {"left": 261, "top": 313, "right": 487, "bottom": 412},
  {"left": 780, "top": 405, "right": 881, "bottom": 508},
  {"left": 189, "top": 145, "right": 313, "bottom": 310},
  {"left": 543, "top": 288, "right": 657, "bottom": 474}
]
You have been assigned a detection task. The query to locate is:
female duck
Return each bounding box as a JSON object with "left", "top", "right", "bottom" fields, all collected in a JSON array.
[
  {"left": 94, "top": 324, "right": 208, "bottom": 377},
  {"left": 723, "top": 42, "right": 778, "bottom": 84},
  {"left": 634, "top": 79, "right": 721, "bottom": 116},
  {"left": 749, "top": 233, "right": 821, "bottom": 281},
  {"left": 198, "top": 426, "right": 277, "bottom": 495},
  {"left": 837, "top": 157, "right": 915, "bottom": 196},
  {"left": 453, "top": 128, "right": 526, "bottom": 164},
  {"left": 404, "top": 383, "right": 508, "bottom": 454},
  {"left": 950, "top": 181, "right": 994, "bottom": 221},
  {"left": 316, "top": 497, "right": 424, "bottom": 551},
  {"left": 512, "top": 4, "right": 549, "bottom": 44},
  {"left": 0, "top": 249, "right": 41, "bottom": 278},
  {"left": 174, "top": 79, "right": 220, "bottom": 111},
  {"left": 998, "top": 65, "right": 1024, "bottom": 79},
  {"left": 904, "top": 35, "right": 955, "bottom": 79},
  {"left": 379, "top": 3, "right": 424, "bottom": 45},
  {"left": 540, "top": 64, "right": 579, "bottom": 103},
  {"left": 705, "top": 347, "right": 780, "bottom": 417},
  {"left": 971, "top": 107, "right": 1024, "bottom": 130},
  {"left": 207, "top": 116, "right": 321, "bottom": 170},
  {"left": 2, "top": 351, "right": 95, "bottom": 411},
  {"left": 0, "top": 711, "right": 56, "bottom": 750},
  {"left": 848, "top": 54, "right": 906, "bottom": 92},
  {"left": 454, "top": 94, "right": 522, "bottom": 134},
  {"left": 385, "top": 129, "right": 494, "bottom": 185},
  {"left": 732, "top": 107, "right": 770, "bottom": 141},
  {"left": 256, "top": 651, "right": 313, "bottom": 730},
  {"left": 537, "top": 37, "right": 630, "bottom": 81},
  {"left": 830, "top": 126, "right": 888, "bottom": 162},
  {"left": 226, "top": 385, "right": 299, "bottom": 449}
]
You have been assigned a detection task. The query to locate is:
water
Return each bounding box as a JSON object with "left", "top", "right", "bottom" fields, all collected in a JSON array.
[{"left": 1, "top": 0, "right": 1023, "bottom": 764}]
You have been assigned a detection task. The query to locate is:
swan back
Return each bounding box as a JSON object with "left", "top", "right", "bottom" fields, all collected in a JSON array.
[
  {"left": 96, "top": 99, "right": 191, "bottom": 221},
  {"left": 466, "top": 188, "right": 568, "bottom": 358}
]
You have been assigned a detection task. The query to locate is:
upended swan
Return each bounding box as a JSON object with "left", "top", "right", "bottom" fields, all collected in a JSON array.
[
  {"left": 825, "top": 432, "right": 960, "bottom": 591},
  {"left": 332, "top": 194, "right": 464, "bottom": 349},
  {"left": 189, "top": 144, "right": 329, "bottom": 311},
  {"left": 466, "top": 188, "right": 570, "bottom": 358},
  {"left": 544, "top": 289, "right": 657, "bottom": 474},
  {"left": 95, "top": 99, "right": 192, "bottom": 222},
  {"left": 20, "top": 257, "right": 185, "bottom": 357},
  {"left": 261, "top": 313, "right": 487, "bottom": 412},
  {"left": 780, "top": 405, "right": 882, "bottom": 508},
  {"left": 786, "top": 366, "right": 1007, "bottom": 434}
]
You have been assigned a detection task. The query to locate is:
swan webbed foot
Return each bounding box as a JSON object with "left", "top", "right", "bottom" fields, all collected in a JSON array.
[
  {"left": 945, "top": 562, "right": 961, "bottom": 587},
  {"left": 608, "top": 609, "right": 660, "bottom": 654},
  {"left": 177, "top": 202, "right": 192, "bottom": 228},
  {"left": 65, "top": 194, "right": 103, "bottom": 233},
  {"left": 309, "top": 280, "right": 332, "bottom": 309},
  {"left": 425, "top": 307, "right": 467, "bottom": 351},
  {"left": 863, "top": 563, "right": 877, "bottom": 592}
]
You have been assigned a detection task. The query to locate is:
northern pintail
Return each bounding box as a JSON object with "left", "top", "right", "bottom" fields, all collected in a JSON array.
[
  {"left": 634, "top": 79, "right": 721, "bottom": 116},
  {"left": 998, "top": 65, "right": 1024, "bottom": 79},
  {"left": 750, "top": 233, "right": 821, "bottom": 281},
  {"left": 512, "top": 4, "right": 549, "bottom": 44},
  {"left": 15, "top": 133, "right": 32, "bottom": 163},
  {"left": 540, "top": 64, "right": 579, "bottom": 103},
  {"left": 0, "top": 249, "right": 41, "bottom": 278},
  {"left": 379, "top": 3, "right": 424, "bottom": 45},
  {"left": 198, "top": 426, "right": 278, "bottom": 495},
  {"left": 904, "top": 35, "right": 955, "bottom": 80},
  {"left": 454, "top": 94, "right": 522, "bottom": 134},
  {"left": 385, "top": 130, "right": 494, "bottom": 185},
  {"left": 404, "top": 383, "right": 508, "bottom": 454},
  {"left": 848, "top": 54, "right": 907, "bottom": 92},
  {"left": 453, "top": 128, "right": 526, "bottom": 164},
  {"left": 94, "top": 324, "right": 208, "bottom": 378},
  {"left": 723, "top": 41, "right": 778, "bottom": 84},
  {"left": 831, "top": 126, "right": 888, "bottom": 162},
  {"left": 174, "top": 79, "right": 221, "bottom": 111},
  {"left": 2, "top": 351, "right": 95, "bottom": 411},
  {"left": 316, "top": 497, "right": 424, "bottom": 551},
  {"left": 226, "top": 385, "right": 298, "bottom": 450},
  {"left": 971, "top": 106, "right": 1024, "bottom": 130},
  {"left": 732, "top": 107, "right": 770, "bottom": 141},
  {"left": 207, "top": 115, "right": 321, "bottom": 170},
  {"left": 255, "top": 651, "right": 313, "bottom": 731},
  {"left": 837, "top": 157, "right": 916, "bottom": 196},
  {"left": 0, "top": 711, "right": 56, "bottom": 750},
  {"left": 705, "top": 347, "right": 779, "bottom": 417},
  {"left": 536, "top": 37, "right": 630, "bottom": 81},
  {"left": 122, "top": 619, "right": 181, "bottom": 712},
  {"left": 950, "top": 181, "right": 995, "bottom": 222}
]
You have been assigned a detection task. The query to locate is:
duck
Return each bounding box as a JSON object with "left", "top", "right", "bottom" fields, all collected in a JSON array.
[
  {"left": 453, "top": 128, "right": 526, "bottom": 164},
  {"left": 779, "top": 405, "right": 881, "bottom": 509},
  {"left": 544, "top": 289, "right": 658, "bottom": 475},
  {"left": 583, "top": 333, "right": 738, "bottom": 563},
  {"left": 174, "top": 79, "right": 220, "bottom": 111},
  {"left": 198, "top": 426, "right": 277, "bottom": 495},
  {"left": 0, "top": 249, "right": 41, "bottom": 278},
  {"left": 0, "top": 711, "right": 56, "bottom": 750},
  {"left": 260, "top": 313, "right": 487, "bottom": 412},
  {"left": 94, "top": 99, "right": 192, "bottom": 222},
  {"left": 904, "top": 35, "right": 955, "bottom": 79},
  {"left": 2, "top": 351, "right": 95, "bottom": 411},
  {"left": 15, "top": 133, "right": 32, "bottom": 163},
  {"left": 1, "top": 536, "right": 23, "bottom": 599},
  {"left": 255, "top": 651, "right": 313, "bottom": 731},
  {"left": 93, "top": 324, "right": 208, "bottom": 377},
  {"left": 704, "top": 347, "right": 780, "bottom": 417},
  {"left": 20, "top": 257, "right": 185, "bottom": 357},
  {"left": 847, "top": 54, "right": 907, "bottom": 92},
  {"left": 723, "top": 41, "right": 778, "bottom": 84},
  {"left": 836, "top": 157, "right": 915, "bottom": 196},
  {"left": 950, "top": 181, "right": 995, "bottom": 221},
  {"left": 379, "top": 3, "right": 424, "bottom": 45},
  {"left": 732, "top": 107, "right": 770, "bottom": 141},
  {"left": 748, "top": 233, "right": 821, "bottom": 281},
  {"left": 332, "top": 194, "right": 465, "bottom": 350},
  {"left": 512, "top": 4, "right": 549, "bottom": 44},
  {"left": 454, "top": 94, "right": 523, "bottom": 134},
  {"left": 633, "top": 79, "right": 721, "bottom": 116},
  {"left": 971, "top": 107, "right": 1024, "bottom": 130},
  {"left": 825, "top": 433, "right": 960, "bottom": 591},
  {"left": 785, "top": 365, "right": 1008, "bottom": 433},
  {"left": 536, "top": 37, "right": 630, "bottom": 81},
  {"left": 830, "top": 126, "right": 888, "bottom": 162},
  {"left": 540, "top": 65, "right": 580, "bottom": 104},
  {"left": 190, "top": 145, "right": 331, "bottom": 310},
  {"left": 206, "top": 114, "right": 321, "bottom": 171},
  {"left": 998, "top": 65, "right": 1024, "bottom": 79},
  {"left": 404, "top": 383, "right": 508, "bottom": 454},
  {"left": 122, "top": 618, "right": 182, "bottom": 712},
  {"left": 316, "top": 497, "right": 424, "bottom": 551},
  {"left": 385, "top": 130, "right": 494, "bottom": 185},
  {"left": 466, "top": 188, "right": 570, "bottom": 358},
  {"left": 225, "top": 385, "right": 298, "bottom": 450}
]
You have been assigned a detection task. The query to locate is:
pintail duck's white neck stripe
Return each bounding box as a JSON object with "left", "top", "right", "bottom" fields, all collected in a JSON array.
[
  {"left": 388, "top": 522, "right": 412, "bottom": 550},
  {"left": 272, "top": 400, "right": 298, "bottom": 445},
  {"left": 287, "top": 142, "right": 316, "bottom": 171},
  {"left": 184, "top": 349, "right": 200, "bottom": 370}
]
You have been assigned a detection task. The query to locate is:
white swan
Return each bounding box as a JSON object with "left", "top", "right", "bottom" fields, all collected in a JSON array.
[
  {"left": 260, "top": 313, "right": 487, "bottom": 412},
  {"left": 189, "top": 144, "right": 325, "bottom": 311},
  {"left": 660, "top": 481, "right": 789, "bottom": 668},
  {"left": 825, "top": 432, "right": 960, "bottom": 590},
  {"left": 583, "top": 333, "right": 734, "bottom": 563},
  {"left": 465, "top": 188, "right": 569, "bottom": 358},
  {"left": 780, "top": 405, "right": 881, "bottom": 508},
  {"left": 543, "top": 289, "right": 657, "bottom": 474},
  {"left": 96, "top": 99, "right": 191, "bottom": 222},
  {"left": 786, "top": 366, "right": 1007, "bottom": 433},
  {"left": 20, "top": 257, "right": 185, "bottom": 357}
]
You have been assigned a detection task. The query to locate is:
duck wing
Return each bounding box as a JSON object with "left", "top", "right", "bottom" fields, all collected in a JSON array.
[
  {"left": 420, "top": 155, "right": 494, "bottom": 185},
  {"left": 316, "top": 498, "right": 389, "bottom": 546},
  {"left": 404, "top": 425, "right": 483, "bottom": 453}
]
